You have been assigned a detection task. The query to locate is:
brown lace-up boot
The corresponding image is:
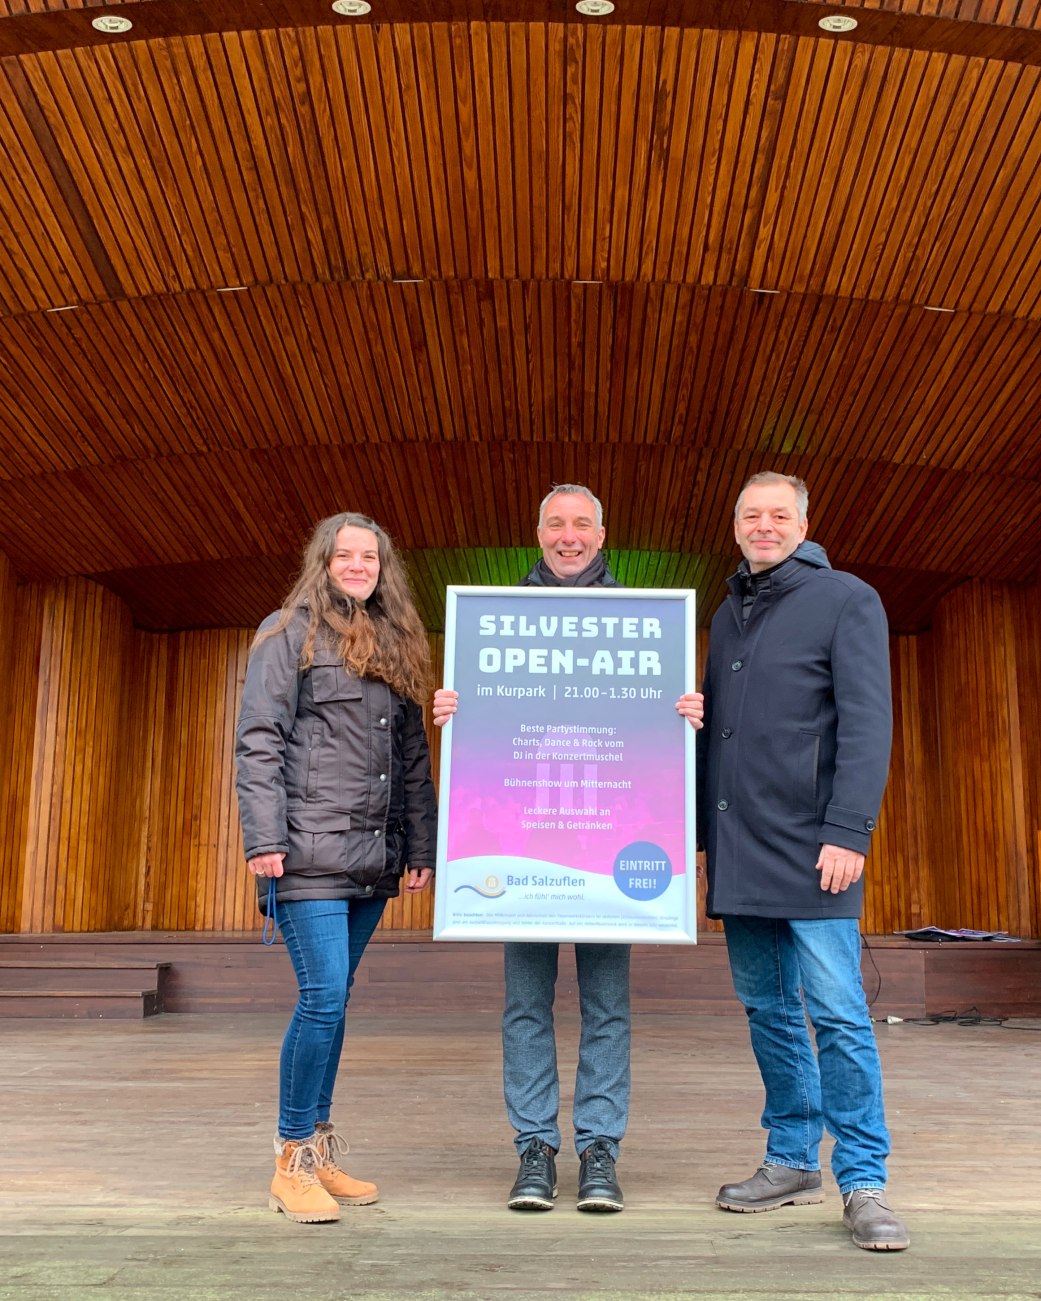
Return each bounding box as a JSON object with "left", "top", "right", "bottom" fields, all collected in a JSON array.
[
  {"left": 313, "top": 1121, "right": 379, "bottom": 1205},
  {"left": 269, "top": 1135, "right": 341, "bottom": 1223}
]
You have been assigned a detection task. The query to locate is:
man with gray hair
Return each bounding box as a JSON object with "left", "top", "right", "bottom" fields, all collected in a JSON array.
[
  {"left": 678, "top": 470, "right": 908, "bottom": 1251},
  {"left": 434, "top": 484, "right": 630, "bottom": 1213}
]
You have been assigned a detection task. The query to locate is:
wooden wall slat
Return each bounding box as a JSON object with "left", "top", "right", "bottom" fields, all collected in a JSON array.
[
  {"left": 927, "top": 582, "right": 1037, "bottom": 936},
  {"left": 0, "top": 550, "right": 23, "bottom": 932},
  {"left": 0, "top": 580, "right": 140, "bottom": 933}
]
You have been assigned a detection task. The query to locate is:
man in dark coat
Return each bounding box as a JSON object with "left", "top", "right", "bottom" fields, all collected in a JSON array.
[
  {"left": 679, "top": 470, "right": 909, "bottom": 1252},
  {"left": 433, "top": 485, "right": 628, "bottom": 1214}
]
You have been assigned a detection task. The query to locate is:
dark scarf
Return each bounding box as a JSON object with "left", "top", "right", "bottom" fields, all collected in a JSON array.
[{"left": 521, "top": 553, "right": 618, "bottom": 588}]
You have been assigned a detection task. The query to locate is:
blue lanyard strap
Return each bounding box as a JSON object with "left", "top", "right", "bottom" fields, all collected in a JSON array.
[{"left": 261, "top": 876, "right": 278, "bottom": 946}]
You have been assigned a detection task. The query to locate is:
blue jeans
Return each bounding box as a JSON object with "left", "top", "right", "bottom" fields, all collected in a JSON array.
[
  {"left": 723, "top": 916, "right": 890, "bottom": 1194},
  {"left": 276, "top": 897, "right": 386, "bottom": 1141},
  {"left": 502, "top": 942, "right": 631, "bottom": 1158}
]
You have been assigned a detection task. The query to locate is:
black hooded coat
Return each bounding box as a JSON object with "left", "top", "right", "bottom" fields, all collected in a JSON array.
[{"left": 698, "top": 542, "right": 892, "bottom": 920}]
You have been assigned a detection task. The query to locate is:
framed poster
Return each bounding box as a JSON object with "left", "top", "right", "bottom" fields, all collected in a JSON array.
[{"left": 433, "top": 586, "right": 697, "bottom": 943}]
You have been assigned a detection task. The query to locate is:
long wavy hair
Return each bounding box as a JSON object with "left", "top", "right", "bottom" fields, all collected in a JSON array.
[{"left": 254, "top": 513, "right": 431, "bottom": 702}]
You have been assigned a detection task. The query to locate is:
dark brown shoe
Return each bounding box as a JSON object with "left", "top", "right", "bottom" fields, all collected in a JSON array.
[
  {"left": 842, "top": 1188, "right": 910, "bottom": 1250},
  {"left": 717, "top": 1162, "right": 824, "bottom": 1212}
]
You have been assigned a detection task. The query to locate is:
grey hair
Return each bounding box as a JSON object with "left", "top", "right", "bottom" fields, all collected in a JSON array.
[
  {"left": 735, "top": 472, "right": 809, "bottom": 523},
  {"left": 538, "top": 484, "right": 604, "bottom": 528}
]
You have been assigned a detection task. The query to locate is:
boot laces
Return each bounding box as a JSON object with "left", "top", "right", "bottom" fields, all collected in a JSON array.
[
  {"left": 582, "top": 1141, "right": 614, "bottom": 1176},
  {"left": 520, "top": 1141, "right": 549, "bottom": 1172},
  {"left": 848, "top": 1187, "right": 887, "bottom": 1207},
  {"left": 283, "top": 1139, "right": 323, "bottom": 1186},
  {"left": 315, "top": 1127, "right": 351, "bottom": 1170}
]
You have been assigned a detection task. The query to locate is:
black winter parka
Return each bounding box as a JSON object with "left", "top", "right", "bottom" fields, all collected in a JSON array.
[
  {"left": 698, "top": 542, "right": 891, "bottom": 920},
  {"left": 235, "top": 609, "right": 437, "bottom": 909}
]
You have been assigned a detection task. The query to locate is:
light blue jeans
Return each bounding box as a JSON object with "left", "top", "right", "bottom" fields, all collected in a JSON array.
[
  {"left": 276, "top": 897, "right": 387, "bottom": 1141},
  {"left": 503, "top": 941, "right": 631, "bottom": 1158},
  {"left": 723, "top": 916, "right": 890, "bottom": 1194}
]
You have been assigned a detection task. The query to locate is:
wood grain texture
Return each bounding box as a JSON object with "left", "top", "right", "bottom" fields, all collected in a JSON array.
[
  {"left": 0, "top": 280, "right": 1039, "bottom": 632},
  {"left": 3, "top": 1005, "right": 1041, "bottom": 1299},
  {"left": 2, "top": 574, "right": 1039, "bottom": 939},
  {"left": 0, "top": 13, "right": 1039, "bottom": 636},
  {"left": 0, "top": 3, "right": 1039, "bottom": 942},
  {"left": 5, "top": 25, "right": 1041, "bottom": 309},
  {"left": 0, "top": 580, "right": 142, "bottom": 933}
]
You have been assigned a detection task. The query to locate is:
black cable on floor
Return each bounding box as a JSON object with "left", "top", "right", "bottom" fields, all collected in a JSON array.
[
  {"left": 902, "top": 1006, "right": 1004, "bottom": 1027},
  {"left": 899, "top": 1006, "right": 1041, "bottom": 1029}
]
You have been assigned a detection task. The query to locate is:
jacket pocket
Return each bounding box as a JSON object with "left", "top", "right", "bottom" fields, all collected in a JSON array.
[
  {"left": 793, "top": 731, "right": 820, "bottom": 815},
  {"left": 311, "top": 663, "right": 363, "bottom": 703},
  {"left": 286, "top": 808, "right": 351, "bottom": 876}
]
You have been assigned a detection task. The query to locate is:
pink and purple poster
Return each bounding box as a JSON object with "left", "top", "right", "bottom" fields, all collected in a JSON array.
[{"left": 433, "top": 587, "right": 697, "bottom": 943}]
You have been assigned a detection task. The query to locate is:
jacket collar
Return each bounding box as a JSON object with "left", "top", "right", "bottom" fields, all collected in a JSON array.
[{"left": 725, "top": 540, "right": 831, "bottom": 598}]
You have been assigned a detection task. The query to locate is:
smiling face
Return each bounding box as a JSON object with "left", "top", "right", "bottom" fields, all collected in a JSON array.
[
  {"left": 327, "top": 524, "right": 381, "bottom": 602},
  {"left": 537, "top": 492, "right": 606, "bottom": 579},
  {"left": 734, "top": 482, "right": 808, "bottom": 573}
]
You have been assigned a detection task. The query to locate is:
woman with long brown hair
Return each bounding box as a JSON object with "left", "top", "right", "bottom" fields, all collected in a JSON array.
[{"left": 236, "top": 512, "right": 436, "bottom": 1223}]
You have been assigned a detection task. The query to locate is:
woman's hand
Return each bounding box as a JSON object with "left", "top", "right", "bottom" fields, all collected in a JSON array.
[
  {"left": 675, "top": 692, "right": 705, "bottom": 729},
  {"left": 404, "top": 868, "right": 433, "bottom": 893},
  {"left": 432, "top": 689, "right": 458, "bottom": 727},
  {"left": 248, "top": 852, "right": 285, "bottom": 878}
]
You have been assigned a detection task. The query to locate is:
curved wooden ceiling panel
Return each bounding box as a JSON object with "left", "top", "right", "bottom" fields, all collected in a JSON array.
[
  {"left": 0, "top": 1, "right": 1039, "bottom": 636},
  {"left": 2, "top": 284, "right": 1040, "bottom": 474},
  {"left": 4, "top": 0, "right": 1041, "bottom": 24},
  {"left": 0, "top": 440, "right": 1033, "bottom": 581},
  {"left": 0, "top": 23, "right": 1038, "bottom": 311}
]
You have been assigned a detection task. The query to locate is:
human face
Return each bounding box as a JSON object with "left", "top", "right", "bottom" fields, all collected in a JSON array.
[
  {"left": 734, "top": 483, "right": 808, "bottom": 573},
  {"left": 327, "top": 525, "right": 380, "bottom": 602},
  {"left": 537, "top": 493, "right": 606, "bottom": 580}
]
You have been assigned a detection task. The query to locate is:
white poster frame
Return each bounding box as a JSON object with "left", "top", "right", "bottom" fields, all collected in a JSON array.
[{"left": 433, "top": 586, "right": 697, "bottom": 944}]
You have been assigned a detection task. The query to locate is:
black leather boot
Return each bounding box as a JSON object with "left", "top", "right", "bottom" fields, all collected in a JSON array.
[
  {"left": 577, "top": 1139, "right": 624, "bottom": 1212},
  {"left": 507, "top": 1140, "right": 557, "bottom": 1211}
]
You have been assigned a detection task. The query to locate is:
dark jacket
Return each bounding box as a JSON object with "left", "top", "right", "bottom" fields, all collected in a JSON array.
[
  {"left": 235, "top": 609, "right": 437, "bottom": 908},
  {"left": 698, "top": 542, "right": 891, "bottom": 920}
]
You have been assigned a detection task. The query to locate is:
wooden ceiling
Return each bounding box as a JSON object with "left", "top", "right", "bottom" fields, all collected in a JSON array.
[{"left": 2, "top": 0, "right": 1040, "bottom": 633}]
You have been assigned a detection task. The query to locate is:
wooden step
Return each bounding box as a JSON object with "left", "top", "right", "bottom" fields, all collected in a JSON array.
[
  {"left": 0, "top": 959, "right": 168, "bottom": 1018},
  {"left": 0, "top": 989, "right": 163, "bottom": 1019}
]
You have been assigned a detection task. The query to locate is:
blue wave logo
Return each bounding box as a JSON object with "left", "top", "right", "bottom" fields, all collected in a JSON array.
[{"left": 453, "top": 874, "right": 506, "bottom": 899}]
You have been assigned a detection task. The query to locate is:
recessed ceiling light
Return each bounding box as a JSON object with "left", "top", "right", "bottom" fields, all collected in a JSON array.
[
  {"left": 818, "top": 15, "right": 858, "bottom": 32},
  {"left": 215, "top": 285, "right": 249, "bottom": 293},
  {"left": 331, "top": 0, "right": 371, "bottom": 14},
  {"left": 576, "top": 1, "right": 615, "bottom": 15},
  {"left": 46, "top": 305, "right": 80, "bottom": 313},
  {"left": 91, "top": 14, "right": 133, "bottom": 33},
  {"left": 922, "top": 305, "right": 955, "bottom": 313},
  {"left": 750, "top": 288, "right": 779, "bottom": 295}
]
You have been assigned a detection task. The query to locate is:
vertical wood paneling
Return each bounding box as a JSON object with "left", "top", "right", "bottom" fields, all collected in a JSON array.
[
  {"left": 864, "top": 634, "right": 939, "bottom": 935},
  {"left": 931, "top": 581, "right": 1038, "bottom": 937},
  {"left": 1, "top": 579, "right": 1039, "bottom": 939},
  {"left": 0, "top": 580, "right": 142, "bottom": 932},
  {"left": 379, "top": 632, "right": 442, "bottom": 933},
  {"left": 0, "top": 551, "right": 23, "bottom": 932},
  {"left": 144, "top": 628, "right": 253, "bottom": 931},
  {"left": 1009, "top": 587, "right": 1041, "bottom": 936},
  {"left": 0, "top": 585, "right": 44, "bottom": 933}
]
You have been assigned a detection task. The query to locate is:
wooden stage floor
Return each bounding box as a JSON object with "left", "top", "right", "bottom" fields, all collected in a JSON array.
[{"left": 5, "top": 1010, "right": 1040, "bottom": 1301}]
